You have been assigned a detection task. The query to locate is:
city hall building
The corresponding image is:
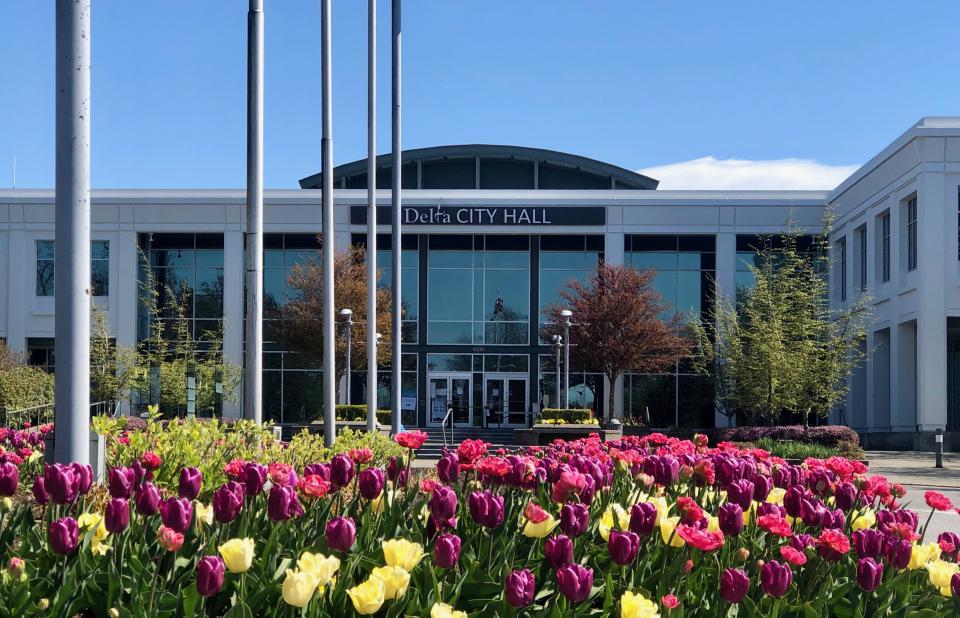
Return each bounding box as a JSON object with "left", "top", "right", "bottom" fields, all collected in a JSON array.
[{"left": 2, "top": 117, "right": 960, "bottom": 444}]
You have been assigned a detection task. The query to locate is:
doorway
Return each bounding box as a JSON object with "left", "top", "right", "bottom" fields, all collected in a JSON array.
[
  {"left": 428, "top": 373, "right": 472, "bottom": 427},
  {"left": 483, "top": 374, "right": 528, "bottom": 427}
]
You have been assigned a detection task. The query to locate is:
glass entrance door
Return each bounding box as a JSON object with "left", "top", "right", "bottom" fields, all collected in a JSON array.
[
  {"left": 483, "top": 375, "right": 528, "bottom": 427},
  {"left": 428, "top": 374, "right": 472, "bottom": 427}
]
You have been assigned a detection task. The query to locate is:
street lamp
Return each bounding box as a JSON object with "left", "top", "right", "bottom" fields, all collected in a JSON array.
[
  {"left": 552, "top": 334, "right": 562, "bottom": 410},
  {"left": 560, "top": 309, "right": 573, "bottom": 409},
  {"left": 340, "top": 308, "right": 353, "bottom": 405}
]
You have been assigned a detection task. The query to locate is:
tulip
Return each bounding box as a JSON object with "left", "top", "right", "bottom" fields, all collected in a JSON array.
[
  {"left": 0, "top": 462, "right": 19, "bottom": 497},
  {"left": 371, "top": 565, "right": 411, "bottom": 600},
  {"left": 107, "top": 467, "right": 135, "bottom": 499},
  {"left": 545, "top": 534, "right": 574, "bottom": 569},
  {"left": 835, "top": 482, "right": 858, "bottom": 511},
  {"left": 952, "top": 572, "right": 960, "bottom": 598},
  {"left": 135, "top": 482, "right": 161, "bottom": 516},
  {"left": 347, "top": 577, "right": 386, "bottom": 615},
  {"left": 7, "top": 557, "right": 24, "bottom": 580},
  {"left": 49, "top": 517, "right": 79, "bottom": 555},
  {"left": 213, "top": 481, "right": 245, "bottom": 523},
  {"left": 437, "top": 452, "right": 460, "bottom": 484},
  {"left": 434, "top": 533, "right": 461, "bottom": 569},
  {"left": 131, "top": 461, "right": 147, "bottom": 488},
  {"left": 157, "top": 525, "right": 184, "bottom": 552},
  {"left": 104, "top": 498, "right": 130, "bottom": 534},
  {"left": 727, "top": 479, "right": 755, "bottom": 511},
  {"left": 382, "top": 538, "right": 425, "bottom": 572},
  {"left": 560, "top": 503, "right": 590, "bottom": 538},
  {"left": 430, "top": 603, "right": 467, "bottom": 618},
  {"left": 468, "top": 490, "right": 505, "bottom": 529},
  {"left": 358, "top": 468, "right": 385, "bottom": 500},
  {"left": 325, "top": 516, "right": 356, "bottom": 552},
  {"left": 556, "top": 564, "right": 593, "bottom": 603},
  {"left": 70, "top": 463, "right": 93, "bottom": 496},
  {"left": 304, "top": 462, "right": 331, "bottom": 481},
  {"left": 783, "top": 486, "right": 804, "bottom": 518},
  {"left": 219, "top": 538, "right": 255, "bottom": 573},
  {"left": 720, "top": 568, "right": 750, "bottom": 603},
  {"left": 752, "top": 475, "right": 772, "bottom": 503},
  {"left": 429, "top": 486, "right": 458, "bottom": 527},
  {"left": 241, "top": 462, "right": 267, "bottom": 496},
  {"left": 196, "top": 556, "right": 225, "bottom": 598},
  {"left": 31, "top": 477, "right": 48, "bottom": 505},
  {"left": 330, "top": 454, "right": 355, "bottom": 489},
  {"left": 856, "top": 557, "right": 883, "bottom": 592},
  {"left": 505, "top": 569, "right": 535, "bottom": 608},
  {"left": 159, "top": 497, "right": 193, "bottom": 533},
  {"left": 608, "top": 529, "right": 640, "bottom": 566},
  {"left": 718, "top": 503, "right": 744, "bottom": 537},
  {"left": 628, "top": 502, "right": 658, "bottom": 538},
  {"left": 297, "top": 552, "right": 340, "bottom": 591},
  {"left": 178, "top": 467, "right": 203, "bottom": 501},
  {"left": 43, "top": 464, "right": 77, "bottom": 504},
  {"left": 523, "top": 512, "right": 559, "bottom": 539},
  {"left": 852, "top": 529, "right": 884, "bottom": 559},
  {"left": 885, "top": 538, "right": 913, "bottom": 570},
  {"left": 281, "top": 568, "right": 318, "bottom": 607},
  {"left": 760, "top": 560, "right": 792, "bottom": 598},
  {"left": 268, "top": 484, "right": 304, "bottom": 522}
]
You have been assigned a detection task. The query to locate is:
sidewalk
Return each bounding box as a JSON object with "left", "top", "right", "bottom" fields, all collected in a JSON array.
[{"left": 865, "top": 451, "right": 960, "bottom": 490}]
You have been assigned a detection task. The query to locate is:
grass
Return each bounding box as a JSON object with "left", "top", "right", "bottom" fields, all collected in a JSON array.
[{"left": 740, "top": 437, "right": 865, "bottom": 461}]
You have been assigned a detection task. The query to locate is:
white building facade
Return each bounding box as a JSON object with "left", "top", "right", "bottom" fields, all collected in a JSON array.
[{"left": 1, "top": 119, "right": 957, "bottom": 443}]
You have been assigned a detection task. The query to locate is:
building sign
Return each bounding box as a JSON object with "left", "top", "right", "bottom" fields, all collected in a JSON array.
[{"left": 350, "top": 205, "right": 605, "bottom": 226}]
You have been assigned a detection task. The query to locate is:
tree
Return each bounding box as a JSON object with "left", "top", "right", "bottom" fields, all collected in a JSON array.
[
  {"left": 277, "top": 243, "right": 393, "bottom": 404},
  {"left": 0, "top": 339, "right": 25, "bottom": 372},
  {"left": 541, "top": 263, "right": 691, "bottom": 422},
  {"left": 89, "top": 305, "right": 137, "bottom": 406},
  {"left": 690, "top": 226, "right": 870, "bottom": 427}
]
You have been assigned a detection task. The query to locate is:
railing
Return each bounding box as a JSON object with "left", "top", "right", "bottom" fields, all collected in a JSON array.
[
  {"left": 2, "top": 400, "right": 122, "bottom": 428},
  {"left": 441, "top": 407, "right": 453, "bottom": 450}
]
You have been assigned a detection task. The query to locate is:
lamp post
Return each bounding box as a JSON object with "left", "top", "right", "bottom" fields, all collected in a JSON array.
[
  {"left": 321, "top": 0, "right": 336, "bottom": 447},
  {"left": 552, "top": 334, "right": 562, "bottom": 410},
  {"left": 341, "top": 308, "right": 353, "bottom": 405},
  {"left": 560, "top": 309, "right": 573, "bottom": 409}
]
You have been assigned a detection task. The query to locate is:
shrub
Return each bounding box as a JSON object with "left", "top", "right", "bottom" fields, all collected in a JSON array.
[
  {"left": 715, "top": 424, "right": 859, "bottom": 447},
  {"left": 0, "top": 366, "right": 54, "bottom": 425},
  {"left": 333, "top": 404, "right": 393, "bottom": 425},
  {"left": 538, "top": 408, "right": 595, "bottom": 424}
]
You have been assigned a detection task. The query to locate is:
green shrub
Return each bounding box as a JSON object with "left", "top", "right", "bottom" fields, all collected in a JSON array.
[
  {"left": 538, "top": 408, "right": 595, "bottom": 424},
  {"left": 333, "top": 404, "right": 392, "bottom": 425},
  {"left": 0, "top": 366, "right": 55, "bottom": 425},
  {"left": 265, "top": 428, "right": 404, "bottom": 472},
  {"left": 740, "top": 437, "right": 866, "bottom": 461}
]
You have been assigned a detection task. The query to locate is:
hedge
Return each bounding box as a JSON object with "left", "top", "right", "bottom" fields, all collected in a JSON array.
[
  {"left": 0, "top": 366, "right": 54, "bottom": 417},
  {"left": 714, "top": 425, "right": 859, "bottom": 447},
  {"left": 538, "top": 408, "right": 594, "bottom": 424},
  {"left": 333, "top": 404, "right": 392, "bottom": 425}
]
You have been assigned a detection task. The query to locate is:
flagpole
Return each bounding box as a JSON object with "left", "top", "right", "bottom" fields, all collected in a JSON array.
[{"left": 366, "top": 0, "right": 378, "bottom": 434}]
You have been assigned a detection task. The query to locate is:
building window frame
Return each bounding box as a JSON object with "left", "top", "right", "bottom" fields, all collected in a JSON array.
[
  {"left": 836, "top": 236, "right": 847, "bottom": 302},
  {"left": 856, "top": 224, "right": 867, "bottom": 293},
  {"left": 35, "top": 239, "right": 110, "bottom": 297},
  {"left": 880, "top": 211, "right": 891, "bottom": 283},
  {"left": 906, "top": 196, "right": 918, "bottom": 271}
]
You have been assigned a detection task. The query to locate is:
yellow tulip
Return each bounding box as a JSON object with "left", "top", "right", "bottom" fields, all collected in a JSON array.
[
  {"left": 621, "top": 590, "right": 661, "bottom": 618},
  {"left": 659, "top": 516, "right": 684, "bottom": 548},
  {"left": 195, "top": 503, "right": 214, "bottom": 528},
  {"left": 909, "top": 543, "right": 942, "bottom": 570},
  {"left": 430, "top": 602, "right": 468, "bottom": 618},
  {"left": 766, "top": 488, "right": 786, "bottom": 505},
  {"left": 599, "top": 504, "right": 631, "bottom": 541},
  {"left": 371, "top": 490, "right": 394, "bottom": 514},
  {"left": 523, "top": 513, "right": 559, "bottom": 539},
  {"left": 707, "top": 516, "right": 720, "bottom": 533},
  {"left": 79, "top": 512, "right": 110, "bottom": 555},
  {"left": 850, "top": 508, "right": 876, "bottom": 532},
  {"left": 347, "top": 577, "right": 386, "bottom": 615},
  {"left": 219, "top": 538, "right": 255, "bottom": 573},
  {"left": 382, "top": 539, "right": 426, "bottom": 572},
  {"left": 926, "top": 559, "right": 959, "bottom": 589},
  {"left": 281, "top": 568, "right": 318, "bottom": 607},
  {"left": 297, "top": 552, "right": 340, "bottom": 591},
  {"left": 371, "top": 565, "right": 410, "bottom": 600}
]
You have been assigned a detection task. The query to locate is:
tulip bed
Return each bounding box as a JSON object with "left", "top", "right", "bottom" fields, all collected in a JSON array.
[{"left": 0, "top": 430, "right": 959, "bottom": 617}]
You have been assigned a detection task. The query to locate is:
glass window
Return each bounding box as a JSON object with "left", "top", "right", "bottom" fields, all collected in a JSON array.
[
  {"left": 36, "top": 241, "right": 55, "bottom": 296},
  {"left": 836, "top": 237, "right": 847, "bottom": 302},
  {"left": 881, "top": 212, "right": 891, "bottom": 283},
  {"left": 376, "top": 247, "right": 419, "bottom": 343},
  {"left": 857, "top": 226, "right": 867, "bottom": 292},
  {"left": 539, "top": 236, "right": 602, "bottom": 325},
  {"left": 625, "top": 235, "right": 714, "bottom": 320},
  {"left": 906, "top": 196, "right": 918, "bottom": 271},
  {"left": 36, "top": 240, "right": 111, "bottom": 297}
]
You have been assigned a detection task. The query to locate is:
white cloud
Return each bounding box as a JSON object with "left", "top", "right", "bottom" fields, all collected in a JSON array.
[{"left": 639, "top": 156, "right": 860, "bottom": 190}]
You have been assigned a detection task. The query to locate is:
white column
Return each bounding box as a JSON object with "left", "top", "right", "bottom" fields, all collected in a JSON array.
[
  {"left": 916, "top": 174, "right": 948, "bottom": 430},
  {"left": 6, "top": 229, "right": 26, "bottom": 352},
  {"left": 714, "top": 231, "right": 737, "bottom": 427},
  {"left": 222, "top": 231, "right": 245, "bottom": 418},
  {"left": 605, "top": 229, "right": 624, "bottom": 418}
]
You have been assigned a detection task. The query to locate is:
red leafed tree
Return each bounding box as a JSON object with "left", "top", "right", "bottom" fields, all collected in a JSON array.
[{"left": 541, "top": 263, "right": 691, "bottom": 421}]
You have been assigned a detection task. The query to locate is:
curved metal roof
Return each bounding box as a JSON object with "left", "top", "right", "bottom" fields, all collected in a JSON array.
[{"left": 298, "top": 144, "right": 658, "bottom": 190}]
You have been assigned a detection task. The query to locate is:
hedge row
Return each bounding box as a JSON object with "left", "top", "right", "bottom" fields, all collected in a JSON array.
[
  {"left": 714, "top": 424, "right": 860, "bottom": 447},
  {"left": 333, "top": 404, "right": 392, "bottom": 425},
  {"left": 538, "top": 408, "right": 594, "bottom": 424}
]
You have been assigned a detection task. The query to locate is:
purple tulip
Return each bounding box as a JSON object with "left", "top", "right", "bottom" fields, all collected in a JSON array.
[
  {"left": 834, "top": 482, "right": 857, "bottom": 511},
  {"left": 105, "top": 498, "right": 130, "bottom": 534},
  {"left": 760, "top": 560, "right": 792, "bottom": 598},
  {"left": 131, "top": 461, "right": 147, "bottom": 488},
  {"left": 556, "top": 564, "right": 593, "bottom": 603},
  {"left": 718, "top": 503, "right": 744, "bottom": 537},
  {"left": 358, "top": 468, "right": 385, "bottom": 500},
  {"left": 49, "top": 517, "right": 79, "bottom": 555},
  {"left": 856, "top": 557, "right": 883, "bottom": 592},
  {"left": 43, "top": 464, "right": 77, "bottom": 505},
  {"left": 726, "top": 479, "right": 755, "bottom": 511},
  {"left": 627, "top": 502, "right": 657, "bottom": 538},
  {"left": 178, "top": 467, "right": 203, "bottom": 501},
  {"left": 135, "top": 482, "right": 161, "bottom": 516},
  {"left": 325, "top": 516, "right": 356, "bottom": 552},
  {"left": 806, "top": 468, "right": 834, "bottom": 497},
  {"left": 70, "top": 463, "right": 93, "bottom": 496},
  {"left": 437, "top": 452, "right": 460, "bottom": 484},
  {"left": 560, "top": 503, "right": 589, "bottom": 538},
  {"left": 108, "top": 467, "right": 136, "bottom": 499},
  {"left": 579, "top": 475, "right": 596, "bottom": 504},
  {"left": 158, "top": 497, "right": 193, "bottom": 533},
  {"left": 330, "top": 454, "right": 354, "bottom": 489},
  {"left": 720, "top": 568, "right": 750, "bottom": 603},
  {"left": 608, "top": 529, "right": 640, "bottom": 566},
  {"left": 196, "top": 556, "right": 226, "bottom": 598},
  {"left": 852, "top": 529, "right": 884, "bottom": 559},
  {"left": 0, "top": 462, "right": 19, "bottom": 497},
  {"left": 434, "top": 532, "right": 461, "bottom": 569},
  {"left": 241, "top": 463, "right": 267, "bottom": 497},
  {"left": 467, "top": 490, "right": 504, "bottom": 529},
  {"left": 31, "top": 477, "right": 48, "bottom": 505},
  {"left": 505, "top": 569, "right": 535, "bottom": 608},
  {"left": 884, "top": 538, "right": 912, "bottom": 570},
  {"left": 304, "top": 463, "right": 331, "bottom": 481},
  {"left": 387, "top": 456, "right": 408, "bottom": 487},
  {"left": 213, "top": 482, "right": 245, "bottom": 523},
  {"left": 545, "top": 535, "right": 574, "bottom": 570},
  {"left": 268, "top": 485, "right": 303, "bottom": 522},
  {"left": 952, "top": 573, "right": 960, "bottom": 598},
  {"left": 783, "top": 486, "right": 804, "bottom": 518},
  {"left": 751, "top": 475, "right": 772, "bottom": 503},
  {"left": 429, "top": 486, "right": 458, "bottom": 525}
]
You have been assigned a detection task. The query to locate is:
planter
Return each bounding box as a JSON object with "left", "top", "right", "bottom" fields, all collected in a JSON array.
[{"left": 514, "top": 423, "right": 622, "bottom": 446}]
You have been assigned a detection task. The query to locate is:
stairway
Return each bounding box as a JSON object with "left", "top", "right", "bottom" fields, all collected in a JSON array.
[{"left": 415, "top": 426, "right": 519, "bottom": 460}]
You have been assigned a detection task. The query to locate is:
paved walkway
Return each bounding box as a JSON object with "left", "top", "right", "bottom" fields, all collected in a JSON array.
[{"left": 865, "top": 451, "right": 960, "bottom": 540}]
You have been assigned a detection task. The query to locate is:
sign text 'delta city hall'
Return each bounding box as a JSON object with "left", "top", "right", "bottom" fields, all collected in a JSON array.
[{"left": 350, "top": 205, "right": 605, "bottom": 226}]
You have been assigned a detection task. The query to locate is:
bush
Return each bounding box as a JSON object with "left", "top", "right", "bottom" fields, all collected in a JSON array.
[
  {"left": 538, "top": 408, "right": 595, "bottom": 424},
  {"left": 333, "top": 404, "right": 392, "bottom": 425},
  {"left": 0, "top": 366, "right": 54, "bottom": 425},
  {"left": 715, "top": 424, "right": 859, "bottom": 447}
]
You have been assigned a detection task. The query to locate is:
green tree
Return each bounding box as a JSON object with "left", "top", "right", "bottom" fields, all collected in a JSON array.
[
  {"left": 89, "top": 305, "right": 137, "bottom": 406},
  {"left": 691, "top": 225, "right": 870, "bottom": 427}
]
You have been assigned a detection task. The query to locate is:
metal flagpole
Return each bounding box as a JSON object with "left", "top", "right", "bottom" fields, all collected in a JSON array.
[
  {"left": 390, "top": 0, "right": 402, "bottom": 435},
  {"left": 54, "top": 0, "right": 91, "bottom": 464},
  {"left": 321, "top": 0, "right": 337, "bottom": 447},
  {"left": 366, "top": 0, "right": 378, "bottom": 434},
  {"left": 244, "top": 0, "right": 264, "bottom": 424}
]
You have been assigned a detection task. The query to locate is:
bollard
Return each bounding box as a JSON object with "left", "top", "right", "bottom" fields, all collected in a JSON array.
[{"left": 935, "top": 428, "right": 944, "bottom": 469}]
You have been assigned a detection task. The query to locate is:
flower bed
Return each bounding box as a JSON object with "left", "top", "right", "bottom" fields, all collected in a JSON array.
[
  {"left": 538, "top": 408, "right": 597, "bottom": 425},
  {"left": 0, "top": 429, "right": 958, "bottom": 616}
]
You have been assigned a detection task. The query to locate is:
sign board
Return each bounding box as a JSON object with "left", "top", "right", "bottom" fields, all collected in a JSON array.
[
  {"left": 401, "top": 396, "right": 416, "bottom": 411},
  {"left": 350, "top": 205, "right": 605, "bottom": 226}
]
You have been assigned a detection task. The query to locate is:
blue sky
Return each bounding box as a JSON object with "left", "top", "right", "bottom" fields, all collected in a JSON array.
[{"left": 2, "top": 1, "right": 960, "bottom": 190}]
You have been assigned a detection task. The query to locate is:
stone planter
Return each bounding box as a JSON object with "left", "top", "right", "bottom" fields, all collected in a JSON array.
[{"left": 513, "top": 424, "right": 622, "bottom": 446}]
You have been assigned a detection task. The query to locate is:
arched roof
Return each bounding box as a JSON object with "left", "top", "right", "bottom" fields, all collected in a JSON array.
[{"left": 298, "top": 144, "right": 658, "bottom": 190}]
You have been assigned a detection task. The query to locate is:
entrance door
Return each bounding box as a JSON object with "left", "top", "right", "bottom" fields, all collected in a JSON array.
[
  {"left": 428, "top": 374, "right": 472, "bottom": 427},
  {"left": 484, "top": 375, "right": 528, "bottom": 427}
]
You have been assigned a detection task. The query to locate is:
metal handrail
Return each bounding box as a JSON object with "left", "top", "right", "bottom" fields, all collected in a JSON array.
[{"left": 441, "top": 407, "right": 453, "bottom": 450}]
